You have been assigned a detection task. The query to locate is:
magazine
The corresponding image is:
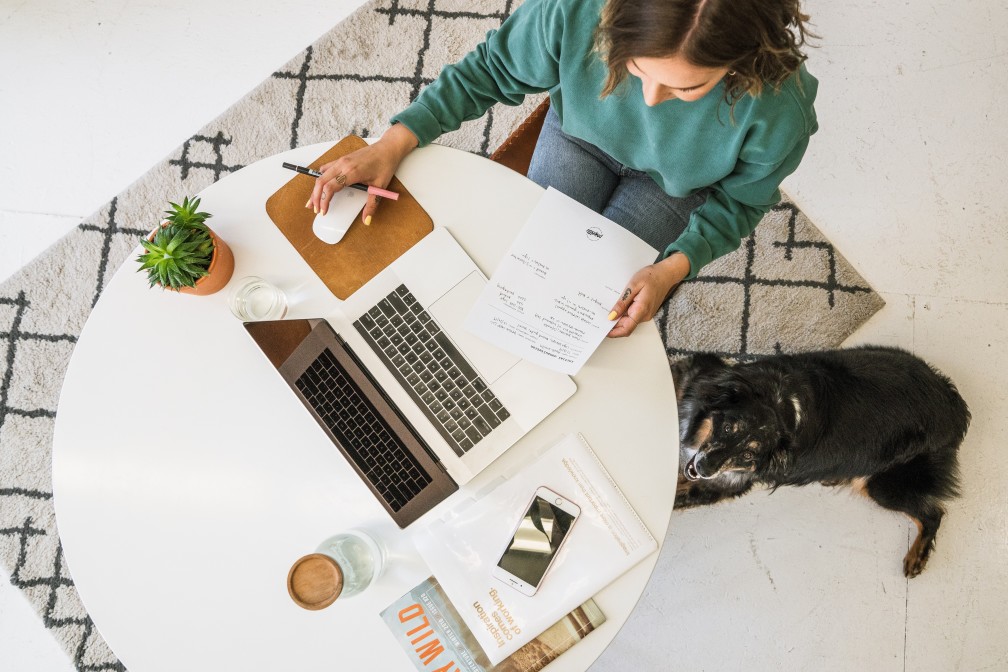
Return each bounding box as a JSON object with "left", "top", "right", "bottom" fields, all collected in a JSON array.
[
  {"left": 412, "top": 433, "right": 657, "bottom": 664},
  {"left": 381, "top": 576, "right": 605, "bottom": 672}
]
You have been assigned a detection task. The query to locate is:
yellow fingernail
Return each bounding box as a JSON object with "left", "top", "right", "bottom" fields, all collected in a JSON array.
[
  {"left": 305, "top": 199, "right": 312, "bottom": 208},
  {"left": 607, "top": 310, "right": 618, "bottom": 321},
  {"left": 314, "top": 206, "right": 319, "bottom": 214},
  {"left": 364, "top": 215, "right": 372, "bottom": 226}
]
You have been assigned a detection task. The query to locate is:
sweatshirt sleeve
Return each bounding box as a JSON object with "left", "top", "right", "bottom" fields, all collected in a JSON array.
[
  {"left": 390, "top": 0, "right": 564, "bottom": 146},
  {"left": 665, "top": 89, "right": 818, "bottom": 280}
]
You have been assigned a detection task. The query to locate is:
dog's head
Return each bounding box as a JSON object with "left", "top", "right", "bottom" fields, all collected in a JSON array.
[{"left": 678, "top": 362, "right": 798, "bottom": 482}]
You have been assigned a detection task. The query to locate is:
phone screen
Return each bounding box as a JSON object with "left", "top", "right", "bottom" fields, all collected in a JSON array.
[{"left": 496, "top": 495, "right": 577, "bottom": 588}]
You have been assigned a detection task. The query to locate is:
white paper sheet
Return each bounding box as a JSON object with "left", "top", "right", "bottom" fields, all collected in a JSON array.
[{"left": 464, "top": 188, "right": 658, "bottom": 375}]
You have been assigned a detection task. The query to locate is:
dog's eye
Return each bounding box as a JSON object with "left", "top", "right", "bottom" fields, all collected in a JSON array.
[
  {"left": 742, "top": 450, "right": 755, "bottom": 461},
  {"left": 723, "top": 422, "right": 733, "bottom": 434}
]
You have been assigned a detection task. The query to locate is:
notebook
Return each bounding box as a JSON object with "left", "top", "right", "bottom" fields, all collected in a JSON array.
[{"left": 244, "top": 228, "right": 576, "bottom": 527}]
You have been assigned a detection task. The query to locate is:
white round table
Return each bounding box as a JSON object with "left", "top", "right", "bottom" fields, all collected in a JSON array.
[{"left": 52, "top": 142, "right": 678, "bottom": 671}]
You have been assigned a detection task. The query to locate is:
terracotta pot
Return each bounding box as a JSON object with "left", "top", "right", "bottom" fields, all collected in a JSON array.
[
  {"left": 178, "top": 229, "right": 234, "bottom": 295},
  {"left": 145, "top": 225, "right": 235, "bottom": 296}
]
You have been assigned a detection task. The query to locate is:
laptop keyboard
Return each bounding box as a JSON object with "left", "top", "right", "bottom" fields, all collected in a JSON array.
[
  {"left": 353, "top": 284, "right": 511, "bottom": 457},
  {"left": 295, "top": 348, "right": 432, "bottom": 512}
]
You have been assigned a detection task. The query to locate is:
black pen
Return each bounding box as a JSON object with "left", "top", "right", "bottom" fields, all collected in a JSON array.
[{"left": 281, "top": 162, "right": 399, "bottom": 200}]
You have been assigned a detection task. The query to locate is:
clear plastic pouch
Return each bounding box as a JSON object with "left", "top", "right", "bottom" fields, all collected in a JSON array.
[{"left": 412, "top": 432, "right": 657, "bottom": 664}]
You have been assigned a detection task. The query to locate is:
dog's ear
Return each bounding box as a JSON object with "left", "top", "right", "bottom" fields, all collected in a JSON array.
[
  {"left": 706, "top": 369, "right": 755, "bottom": 408},
  {"left": 672, "top": 354, "right": 728, "bottom": 402}
]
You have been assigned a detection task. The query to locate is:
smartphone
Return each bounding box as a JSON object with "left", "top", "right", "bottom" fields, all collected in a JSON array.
[{"left": 491, "top": 486, "right": 580, "bottom": 596}]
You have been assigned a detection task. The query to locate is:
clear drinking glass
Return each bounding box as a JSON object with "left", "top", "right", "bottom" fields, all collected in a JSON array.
[
  {"left": 287, "top": 529, "right": 386, "bottom": 610},
  {"left": 228, "top": 276, "right": 287, "bottom": 321},
  {"left": 315, "top": 529, "right": 386, "bottom": 597}
]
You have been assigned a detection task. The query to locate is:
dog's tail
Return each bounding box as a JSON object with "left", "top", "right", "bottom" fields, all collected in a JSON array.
[
  {"left": 929, "top": 366, "right": 971, "bottom": 500},
  {"left": 945, "top": 378, "right": 972, "bottom": 450}
]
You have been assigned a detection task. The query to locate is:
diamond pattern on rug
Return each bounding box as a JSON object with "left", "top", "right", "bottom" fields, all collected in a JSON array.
[
  {"left": 659, "top": 200, "right": 884, "bottom": 361},
  {"left": 0, "top": 0, "right": 882, "bottom": 669}
]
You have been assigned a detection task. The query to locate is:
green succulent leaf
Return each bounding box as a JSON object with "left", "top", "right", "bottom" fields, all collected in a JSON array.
[
  {"left": 164, "top": 196, "right": 213, "bottom": 229},
  {"left": 136, "top": 196, "right": 218, "bottom": 291}
]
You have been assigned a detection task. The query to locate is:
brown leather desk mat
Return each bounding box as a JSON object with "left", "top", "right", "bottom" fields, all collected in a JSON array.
[{"left": 265, "top": 136, "right": 433, "bottom": 299}]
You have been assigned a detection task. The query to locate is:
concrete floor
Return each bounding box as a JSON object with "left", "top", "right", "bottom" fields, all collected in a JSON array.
[{"left": 1, "top": 0, "right": 1006, "bottom": 670}]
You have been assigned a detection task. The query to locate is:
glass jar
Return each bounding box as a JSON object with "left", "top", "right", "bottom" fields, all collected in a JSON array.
[{"left": 287, "top": 530, "right": 385, "bottom": 609}]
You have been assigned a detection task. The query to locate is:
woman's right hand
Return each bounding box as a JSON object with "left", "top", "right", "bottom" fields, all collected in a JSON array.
[{"left": 309, "top": 123, "right": 419, "bottom": 224}]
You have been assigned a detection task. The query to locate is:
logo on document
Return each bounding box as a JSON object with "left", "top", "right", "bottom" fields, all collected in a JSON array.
[{"left": 586, "top": 226, "right": 603, "bottom": 241}]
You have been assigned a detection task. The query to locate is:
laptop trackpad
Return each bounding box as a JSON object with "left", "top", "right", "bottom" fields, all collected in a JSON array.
[{"left": 428, "top": 271, "right": 520, "bottom": 383}]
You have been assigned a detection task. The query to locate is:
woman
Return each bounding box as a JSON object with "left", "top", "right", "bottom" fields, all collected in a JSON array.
[{"left": 308, "top": 0, "right": 817, "bottom": 337}]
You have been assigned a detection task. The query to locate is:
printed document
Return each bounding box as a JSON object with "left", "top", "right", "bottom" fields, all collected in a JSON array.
[{"left": 464, "top": 187, "right": 658, "bottom": 375}]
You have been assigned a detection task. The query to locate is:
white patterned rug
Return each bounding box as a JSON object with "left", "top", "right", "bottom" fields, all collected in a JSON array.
[{"left": 0, "top": 0, "right": 883, "bottom": 669}]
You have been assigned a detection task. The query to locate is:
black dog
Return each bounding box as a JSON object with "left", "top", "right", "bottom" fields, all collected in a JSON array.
[{"left": 672, "top": 346, "right": 970, "bottom": 577}]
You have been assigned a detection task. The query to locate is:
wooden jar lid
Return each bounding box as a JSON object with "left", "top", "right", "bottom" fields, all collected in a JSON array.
[{"left": 287, "top": 553, "right": 343, "bottom": 610}]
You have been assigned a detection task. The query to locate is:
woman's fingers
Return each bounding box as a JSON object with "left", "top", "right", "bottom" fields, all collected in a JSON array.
[
  {"left": 314, "top": 164, "right": 350, "bottom": 216},
  {"left": 360, "top": 194, "right": 382, "bottom": 225},
  {"left": 608, "top": 311, "right": 641, "bottom": 338},
  {"left": 605, "top": 261, "right": 685, "bottom": 338},
  {"left": 309, "top": 150, "right": 396, "bottom": 218},
  {"left": 608, "top": 294, "right": 647, "bottom": 337},
  {"left": 607, "top": 284, "right": 644, "bottom": 338},
  {"left": 607, "top": 285, "right": 636, "bottom": 322},
  {"left": 605, "top": 266, "right": 670, "bottom": 338}
]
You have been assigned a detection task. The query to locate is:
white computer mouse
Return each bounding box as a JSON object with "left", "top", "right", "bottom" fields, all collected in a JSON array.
[
  {"left": 311, "top": 188, "right": 368, "bottom": 244},
  {"left": 312, "top": 209, "right": 352, "bottom": 244}
]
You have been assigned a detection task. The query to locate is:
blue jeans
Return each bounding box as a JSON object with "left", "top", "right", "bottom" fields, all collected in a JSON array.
[{"left": 527, "top": 107, "right": 708, "bottom": 259}]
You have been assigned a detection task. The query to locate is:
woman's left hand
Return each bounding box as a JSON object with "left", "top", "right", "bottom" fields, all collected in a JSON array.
[{"left": 607, "top": 253, "right": 690, "bottom": 338}]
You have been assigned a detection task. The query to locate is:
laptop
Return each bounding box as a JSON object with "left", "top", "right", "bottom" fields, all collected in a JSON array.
[{"left": 244, "top": 228, "right": 576, "bottom": 527}]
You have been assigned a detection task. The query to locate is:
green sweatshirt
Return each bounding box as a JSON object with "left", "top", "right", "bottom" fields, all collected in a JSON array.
[{"left": 391, "top": 0, "right": 818, "bottom": 278}]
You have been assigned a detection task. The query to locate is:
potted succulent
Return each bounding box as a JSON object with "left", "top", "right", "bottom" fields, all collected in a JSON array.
[{"left": 136, "top": 196, "right": 234, "bottom": 295}]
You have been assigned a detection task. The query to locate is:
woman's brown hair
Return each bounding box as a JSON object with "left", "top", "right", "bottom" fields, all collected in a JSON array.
[{"left": 594, "top": 0, "right": 815, "bottom": 104}]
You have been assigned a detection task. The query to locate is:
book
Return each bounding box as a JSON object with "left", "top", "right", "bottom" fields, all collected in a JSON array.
[
  {"left": 412, "top": 433, "right": 657, "bottom": 664},
  {"left": 381, "top": 576, "right": 605, "bottom": 672}
]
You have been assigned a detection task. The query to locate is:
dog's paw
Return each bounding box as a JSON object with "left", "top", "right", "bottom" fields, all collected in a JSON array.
[
  {"left": 675, "top": 482, "right": 730, "bottom": 509},
  {"left": 674, "top": 491, "right": 701, "bottom": 509},
  {"left": 904, "top": 553, "right": 928, "bottom": 578},
  {"left": 674, "top": 478, "right": 700, "bottom": 509},
  {"left": 903, "top": 535, "right": 936, "bottom": 578}
]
